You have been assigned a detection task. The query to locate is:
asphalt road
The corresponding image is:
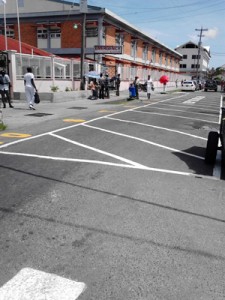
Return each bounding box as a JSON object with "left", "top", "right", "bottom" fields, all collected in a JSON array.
[{"left": 0, "top": 90, "right": 225, "bottom": 299}]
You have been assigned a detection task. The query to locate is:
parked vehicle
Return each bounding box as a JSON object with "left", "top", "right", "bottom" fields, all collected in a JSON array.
[
  {"left": 204, "top": 80, "right": 217, "bottom": 92},
  {"left": 181, "top": 80, "right": 196, "bottom": 91}
]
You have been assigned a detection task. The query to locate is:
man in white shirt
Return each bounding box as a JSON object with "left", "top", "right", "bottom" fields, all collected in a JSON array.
[
  {"left": 24, "top": 67, "right": 37, "bottom": 110},
  {"left": 0, "top": 70, "right": 14, "bottom": 108},
  {"left": 146, "top": 75, "right": 154, "bottom": 100}
]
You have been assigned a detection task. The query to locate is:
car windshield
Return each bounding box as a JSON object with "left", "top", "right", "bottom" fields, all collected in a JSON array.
[{"left": 184, "top": 81, "right": 193, "bottom": 84}]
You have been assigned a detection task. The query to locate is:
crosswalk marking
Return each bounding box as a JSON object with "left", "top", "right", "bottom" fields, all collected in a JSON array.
[{"left": 0, "top": 268, "right": 86, "bottom": 300}]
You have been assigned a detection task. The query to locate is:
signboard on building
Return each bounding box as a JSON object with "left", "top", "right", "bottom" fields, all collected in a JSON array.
[
  {"left": 80, "top": 0, "right": 88, "bottom": 13},
  {"left": 94, "top": 46, "right": 122, "bottom": 54}
]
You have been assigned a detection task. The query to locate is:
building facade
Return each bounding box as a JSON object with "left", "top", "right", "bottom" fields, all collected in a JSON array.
[
  {"left": 0, "top": 0, "right": 183, "bottom": 84},
  {"left": 175, "top": 41, "right": 211, "bottom": 80}
]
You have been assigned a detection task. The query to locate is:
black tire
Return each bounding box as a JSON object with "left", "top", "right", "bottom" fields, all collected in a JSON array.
[{"left": 205, "top": 131, "right": 219, "bottom": 164}]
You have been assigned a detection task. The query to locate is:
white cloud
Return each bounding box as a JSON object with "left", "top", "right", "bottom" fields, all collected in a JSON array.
[{"left": 204, "top": 27, "right": 219, "bottom": 39}]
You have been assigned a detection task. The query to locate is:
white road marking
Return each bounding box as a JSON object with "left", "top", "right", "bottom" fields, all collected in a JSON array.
[
  {"left": 49, "top": 132, "right": 147, "bottom": 168},
  {"left": 135, "top": 111, "right": 218, "bottom": 124},
  {"left": 145, "top": 106, "right": 216, "bottom": 117},
  {"left": 153, "top": 103, "right": 219, "bottom": 113},
  {"left": 0, "top": 268, "right": 86, "bottom": 300},
  {"left": 0, "top": 150, "right": 217, "bottom": 179},
  {"left": 183, "top": 96, "right": 205, "bottom": 104},
  {"left": 83, "top": 124, "right": 204, "bottom": 160},
  {"left": 106, "top": 116, "right": 207, "bottom": 140}
]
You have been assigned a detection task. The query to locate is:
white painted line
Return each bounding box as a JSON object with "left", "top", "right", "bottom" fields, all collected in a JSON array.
[
  {"left": 154, "top": 103, "right": 219, "bottom": 113},
  {"left": 183, "top": 96, "right": 205, "bottom": 104},
  {"left": 83, "top": 124, "right": 204, "bottom": 160},
  {"left": 135, "top": 111, "right": 218, "bottom": 124},
  {"left": 0, "top": 94, "right": 185, "bottom": 151},
  {"left": 107, "top": 116, "right": 207, "bottom": 140},
  {"left": 0, "top": 150, "right": 217, "bottom": 179},
  {"left": 146, "top": 106, "right": 215, "bottom": 117},
  {"left": 0, "top": 151, "right": 148, "bottom": 169},
  {"left": 49, "top": 132, "right": 147, "bottom": 168},
  {"left": 0, "top": 268, "right": 86, "bottom": 300}
]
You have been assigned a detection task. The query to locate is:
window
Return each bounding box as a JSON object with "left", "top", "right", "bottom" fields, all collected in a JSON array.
[
  {"left": 50, "top": 29, "right": 61, "bottom": 38},
  {"left": 192, "top": 55, "right": 201, "bottom": 59},
  {"left": 152, "top": 49, "right": 156, "bottom": 63},
  {"left": 182, "top": 55, "right": 187, "bottom": 59},
  {"left": 191, "top": 64, "right": 200, "bottom": 69},
  {"left": 37, "top": 29, "right": 48, "bottom": 39},
  {"left": 142, "top": 45, "right": 148, "bottom": 61},
  {"left": 116, "top": 33, "right": 124, "bottom": 53},
  {"left": 131, "top": 40, "right": 137, "bottom": 58},
  {"left": 180, "top": 64, "right": 187, "bottom": 68},
  {"left": 86, "top": 27, "right": 98, "bottom": 37}
]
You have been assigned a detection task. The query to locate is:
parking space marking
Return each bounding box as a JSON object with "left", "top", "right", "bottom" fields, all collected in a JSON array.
[
  {"left": 152, "top": 103, "right": 219, "bottom": 113},
  {"left": 83, "top": 124, "right": 204, "bottom": 160},
  {"left": 0, "top": 132, "right": 32, "bottom": 138},
  {"left": 49, "top": 132, "right": 147, "bottom": 168},
  {"left": 183, "top": 96, "right": 205, "bottom": 104},
  {"left": 0, "top": 268, "right": 86, "bottom": 300},
  {"left": 0, "top": 150, "right": 217, "bottom": 179},
  {"left": 145, "top": 106, "right": 216, "bottom": 117},
  {"left": 135, "top": 111, "right": 218, "bottom": 124},
  {"left": 106, "top": 117, "right": 207, "bottom": 140}
]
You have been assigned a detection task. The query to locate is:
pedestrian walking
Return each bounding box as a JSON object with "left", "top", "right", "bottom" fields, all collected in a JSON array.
[
  {"left": 115, "top": 73, "right": 121, "bottom": 96},
  {"left": 24, "top": 67, "right": 38, "bottom": 110},
  {"left": 146, "top": 75, "right": 154, "bottom": 100},
  {"left": 133, "top": 76, "right": 140, "bottom": 99},
  {"left": 0, "top": 70, "right": 14, "bottom": 108},
  {"left": 104, "top": 74, "right": 110, "bottom": 98},
  {"left": 98, "top": 73, "right": 105, "bottom": 99}
]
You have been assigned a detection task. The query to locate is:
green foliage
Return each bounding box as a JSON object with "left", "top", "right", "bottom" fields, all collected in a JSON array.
[
  {"left": 0, "top": 122, "right": 7, "bottom": 131},
  {"left": 50, "top": 85, "right": 59, "bottom": 92},
  {"left": 65, "top": 87, "right": 72, "bottom": 92}
]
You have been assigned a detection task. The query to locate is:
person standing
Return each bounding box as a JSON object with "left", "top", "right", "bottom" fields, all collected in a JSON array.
[
  {"left": 115, "top": 73, "right": 121, "bottom": 96},
  {"left": 98, "top": 73, "right": 105, "bottom": 99},
  {"left": 104, "top": 74, "right": 110, "bottom": 99},
  {"left": 0, "top": 70, "right": 14, "bottom": 108},
  {"left": 146, "top": 75, "right": 153, "bottom": 100},
  {"left": 133, "top": 76, "right": 139, "bottom": 99},
  {"left": 24, "top": 67, "right": 37, "bottom": 110}
]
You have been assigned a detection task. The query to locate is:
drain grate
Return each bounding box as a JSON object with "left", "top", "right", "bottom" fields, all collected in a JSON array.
[
  {"left": 68, "top": 107, "right": 87, "bottom": 110},
  {"left": 25, "top": 113, "right": 53, "bottom": 117}
]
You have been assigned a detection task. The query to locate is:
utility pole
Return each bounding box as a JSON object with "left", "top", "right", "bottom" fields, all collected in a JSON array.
[
  {"left": 195, "top": 27, "right": 208, "bottom": 80},
  {"left": 80, "top": 0, "right": 88, "bottom": 90}
]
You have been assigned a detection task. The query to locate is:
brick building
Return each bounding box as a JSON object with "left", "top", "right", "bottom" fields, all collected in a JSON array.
[{"left": 0, "top": 0, "right": 182, "bottom": 83}]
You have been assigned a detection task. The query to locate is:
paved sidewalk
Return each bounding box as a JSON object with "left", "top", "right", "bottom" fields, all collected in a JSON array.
[{"left": 0, "top": 88, "right": 177, "bottom": 131}]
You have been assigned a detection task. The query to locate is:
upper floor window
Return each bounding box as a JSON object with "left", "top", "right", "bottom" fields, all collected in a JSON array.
[
  {"left": 192, "top": 55, "right": 201, "bottom": 59},
  {"left": 142, "top": 45, "right": 148, "bottom": 61},
  {"left": 131, "top": 40, "right": 137, "bottom": 58},
  {"left": 116, "top": 33, "right": 124, "bottom": 53},
  {"left": 37, "top": 29, "right": 48, "bottom": 39},
  {"left": 152, "top": 49, "right": 156, "bottom": 63},
  {"left": 183, "top": 55, "right": 187, "bottom": 59},
  {"left": 86, "top": 27, "right": 98, "bottom": 37},
  {"left": 180, "top": 64, "right": 187, "bottom": 68}
]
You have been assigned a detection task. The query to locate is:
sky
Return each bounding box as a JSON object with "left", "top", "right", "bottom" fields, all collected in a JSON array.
[{"left": 70, "top": 0, "right": 225, "bottom": 68}]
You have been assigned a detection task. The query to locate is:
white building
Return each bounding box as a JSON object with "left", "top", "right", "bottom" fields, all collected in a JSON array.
[{"left": 175, "top": 41, "right": 211, "bottom": 80}]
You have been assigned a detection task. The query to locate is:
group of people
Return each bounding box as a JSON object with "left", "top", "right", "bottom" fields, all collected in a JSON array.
[
  {"left": 88, "top": 73, "right": 121, "bottom": 100},
  {"left": 128, "top": 75, "right": 154, "bottom": 100},
  {"left": 0, "top": 67, "right": 38, "bottom": 110}
]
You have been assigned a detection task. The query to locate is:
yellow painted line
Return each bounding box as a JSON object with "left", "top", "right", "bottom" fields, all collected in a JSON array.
[
  {"left": 63, "top": 119, "right": 86, "bottom": 123},
  {"left": 0, "top": 133, "right": 32, "bottom": 138},
  {"left": 0, "top": 142, "right": 3, "bottom": 144},
  {"left": 98, "top": 110, "right": 116, "bottom": 113}
]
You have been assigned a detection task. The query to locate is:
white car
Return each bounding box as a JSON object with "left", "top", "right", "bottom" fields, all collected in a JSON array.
[{"left": 181, "top": 81, "right": 196, "bottom": 91}]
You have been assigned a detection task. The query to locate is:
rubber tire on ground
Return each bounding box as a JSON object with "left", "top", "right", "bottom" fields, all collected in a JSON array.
[{"left": 205, "top": 131, "right": 219, "bottom": 165}]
